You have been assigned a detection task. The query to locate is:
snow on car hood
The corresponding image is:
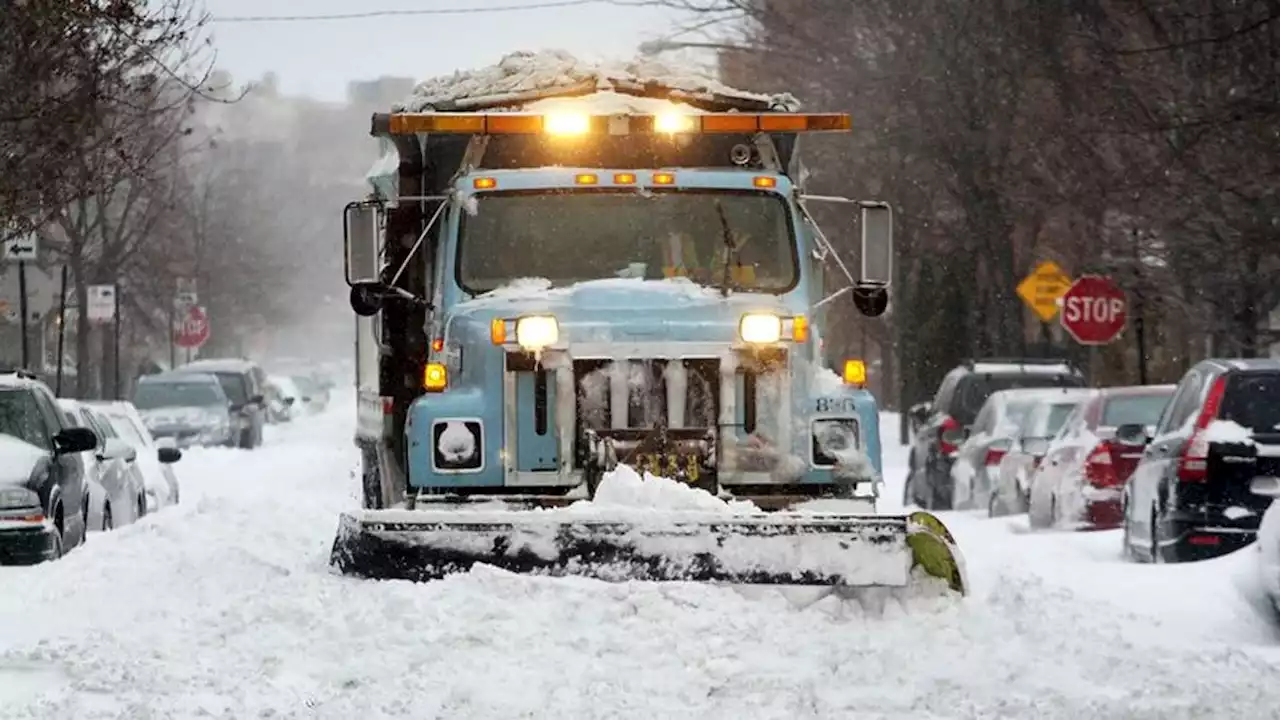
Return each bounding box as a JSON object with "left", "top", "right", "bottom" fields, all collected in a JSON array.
[{"left": 0, "top": 434, "right": 45, "bottom": 485}]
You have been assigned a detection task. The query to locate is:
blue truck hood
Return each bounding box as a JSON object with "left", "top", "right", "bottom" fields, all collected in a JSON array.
[{"left": 446, "top": 278, "right": 798, "bottom": 344}]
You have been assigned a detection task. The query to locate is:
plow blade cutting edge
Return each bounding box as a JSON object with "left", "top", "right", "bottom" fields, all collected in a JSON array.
[{"left": 329, "top": 509, "right": 966, "bottom": 595}]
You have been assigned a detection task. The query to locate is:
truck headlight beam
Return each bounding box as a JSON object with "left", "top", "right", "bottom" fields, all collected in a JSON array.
[
  {"left": 739, "top": 313, "right": 782, "bottom": 344},
  {"left": 516, "top": 315, "right": 560, "bottom": 351}
]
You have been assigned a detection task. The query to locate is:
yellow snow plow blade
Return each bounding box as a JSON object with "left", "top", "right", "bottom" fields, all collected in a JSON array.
[{"left": 330, "top": 508, "right": 966, "bottom": 595}]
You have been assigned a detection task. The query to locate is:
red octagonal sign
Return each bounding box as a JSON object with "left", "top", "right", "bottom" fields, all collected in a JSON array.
[
  {"left": 1060, "top": 275, "right": 1127, "bottom": 346},
  {"left": 175, "top": 305, "right": 211, "bottom": 350}
]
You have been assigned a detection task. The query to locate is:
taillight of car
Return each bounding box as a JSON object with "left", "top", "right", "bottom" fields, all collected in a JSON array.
[
  {"left": 1176, "top": 376, "right": 1227, "bottom": 483},
  {"left": 984, "top": 447, "right": 1007, "bottom": 466},
  {"left": 1085, "top": 441, "right": 1119, "bottom": 487},
  {"left": 939, "top": 415, "right": 961, "bottom": 456}
]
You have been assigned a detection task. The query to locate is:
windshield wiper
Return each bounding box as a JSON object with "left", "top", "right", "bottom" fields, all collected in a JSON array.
[{"left": 714, "top": 200, "right": 737, "bottom": 297}]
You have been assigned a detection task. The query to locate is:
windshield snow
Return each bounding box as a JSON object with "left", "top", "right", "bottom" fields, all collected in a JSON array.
[
  {"left": 457, "top": 189, "right": 796, "bottom": 295},
  {"left": 0, "top": 389, "right": 48, "bottom": 449},
  {"left": 134, "top": 382, "right": 224, "bottom": 409},
  {"left": 1101, "top": 393, "right": 1172, "bottom": 428}
]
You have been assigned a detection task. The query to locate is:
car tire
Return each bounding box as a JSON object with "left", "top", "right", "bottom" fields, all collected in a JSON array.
[
  {"left": 239, "top": 429, "right": 253, "bottom": 449},
  {"left": 137, "top": 494, "right": 147, "bottom": 519},
  {"left": 102, "top": 503, "right": 113, "bottom": 531}
]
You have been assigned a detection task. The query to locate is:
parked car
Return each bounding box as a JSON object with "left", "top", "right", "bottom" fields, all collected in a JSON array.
[
  {"left": 133, "top": 372, "right": 235, "bottom": 448},
  {"left": 1122, "top": 360, "right": 1280, "bottom": 562},
  {"left": 949, "top": 387, "right": 1092, "bottom": 510},
  {"left": 86, "top": 401, "right": 183, "bottom": 512},
  {"left": 0, "top": 369, "right": 97, "bottom": 564},
  {"left": 57, "top": 399, "right": 148, "bottom": 532},
  {"left": 265, "top": 375, "right": 300, "bottom": 423},
  {"left": 1026, "top": 384, "right": 1176, "bottom": 530},
  {"left": 1247, "top": 475, "right": 1280, "bottom": 613},
  {"left": 906, "top": 358, "right": 1087, "bottom": 510},
  {"left": 989, "top": 389, "right": 1095, "bottom": 517},
  {"left": 171, "top": 358, "right": 268, "bottom": 448},
  {"left": 290, "top": 374, "right": 328, "bottom": 412}
]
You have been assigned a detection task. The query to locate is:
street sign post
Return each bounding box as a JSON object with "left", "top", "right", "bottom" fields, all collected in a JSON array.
[
  {"left": 1016, "top": 261, "right": 1073, "bottom": 323},
  {"left": 1060, "top": 275, "right": 1128, "bottom": 346},
  {"left": 87, "top": 284, "right": 117, "bottom": 323},
  {"left": 3, "top": 235, "right": 38, "bottom": 263},
  {"left": 175, "top": 305, "right": 210, "bottom": 350}
]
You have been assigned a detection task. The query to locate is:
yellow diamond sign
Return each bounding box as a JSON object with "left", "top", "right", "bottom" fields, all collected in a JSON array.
[{"left": 1017, "top": 261, "right": 1073, "bottom": 322}]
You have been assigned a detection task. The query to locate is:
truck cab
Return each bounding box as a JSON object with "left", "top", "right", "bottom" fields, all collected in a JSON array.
[{"left": 343, "top": 83, "right": 894, "bottom": 512}]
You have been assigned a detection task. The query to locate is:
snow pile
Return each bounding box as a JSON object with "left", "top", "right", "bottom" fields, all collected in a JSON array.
[
  {"left": 1204, "top": 419, "right": 1255, "bottom": 445},
  {"left": 569, "top": 463, "right": 758, "bottom": 514},
  {"left": 396, "top": 49, "right": 798, "bottom": 112}
]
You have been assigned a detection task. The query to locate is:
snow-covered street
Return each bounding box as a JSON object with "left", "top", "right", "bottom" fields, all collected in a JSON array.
[{"left": 5, "top": 397, "right": 1280, "bottom": 719}]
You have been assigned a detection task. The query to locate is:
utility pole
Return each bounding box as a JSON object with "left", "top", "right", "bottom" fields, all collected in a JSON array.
[
  {"left": 55, "top": 265, "right": 67, "bottom": 395},
  {"left": 1132, "top": 229, "right": 1148, "bottom": 384},
  {"left": 17, "top": 260, "right": 29, "bottom": 368},
  {"left": 113, "top": 285, "right": 122, "bottom": 399}
]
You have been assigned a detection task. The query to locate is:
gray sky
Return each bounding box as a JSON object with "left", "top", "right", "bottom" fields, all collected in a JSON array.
[{"left": 198, "top": 0, "right": 687, "bottom": 101}]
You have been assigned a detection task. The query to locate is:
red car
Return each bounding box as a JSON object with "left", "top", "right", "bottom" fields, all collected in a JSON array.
[{"left": 1027, "top": 384, "right": 1175, "bottom": 530}]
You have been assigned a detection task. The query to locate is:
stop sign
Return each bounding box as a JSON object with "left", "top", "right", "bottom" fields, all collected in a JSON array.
[
  {"left": 1060, "top": 275, "right": 1127, "bottom": 345},
  {"left": 175, "top": 305, "right": 211, "bottom": 349}
]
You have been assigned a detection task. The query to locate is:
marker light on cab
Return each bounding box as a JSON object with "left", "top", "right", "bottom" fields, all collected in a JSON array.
[{"left": 515, "top": 315, "right": 560, "bottom": 350}]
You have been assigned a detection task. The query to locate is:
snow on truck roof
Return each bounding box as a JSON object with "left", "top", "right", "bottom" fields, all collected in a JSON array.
[{"left": 394, "top": 49, "right": 799, "bottom": 114}]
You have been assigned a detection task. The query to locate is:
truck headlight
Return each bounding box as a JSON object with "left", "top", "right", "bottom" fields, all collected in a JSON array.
[
  {"left": 739, "top": 313, "right": 782, "bottom": 344},
  {"left": 0, "top": 487, "right": 40, "bottom": 510},
  {"left": 516, "top": 315, "right": 559, "bottom": 351}
]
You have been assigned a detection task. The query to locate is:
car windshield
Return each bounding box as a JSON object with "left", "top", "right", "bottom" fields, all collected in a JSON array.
[
  {"left": 1101, "top": 393, "right": 1172, "bottom": 428},
  {"left": 135, "top": 382, "right": 224, "bottom": 409},
  {"left": 457, "top": 189, "right": 797, "bottom": 294},
  {"left": 0, "top": 388, "right": 47, "bottom": 448}
]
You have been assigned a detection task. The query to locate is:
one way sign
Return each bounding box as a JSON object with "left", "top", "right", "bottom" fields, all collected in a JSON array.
[{"left": 3, "top": 235, "right": 38, "bottom": 262}]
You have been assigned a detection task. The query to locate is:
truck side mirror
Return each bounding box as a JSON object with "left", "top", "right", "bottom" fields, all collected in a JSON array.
[
  {"left": 852, "top": 202, "right": 892, "bottom": 318},
  {"left": 859, "top": 202, "right": 892, "bottom": 285},
  {"left": 343, "top": 201, "right": 381, "bottom": 286}
]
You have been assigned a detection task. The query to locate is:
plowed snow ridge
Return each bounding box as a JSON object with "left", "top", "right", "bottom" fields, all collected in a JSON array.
[{"left": 2, "top": 397, "right": 1280, "bottom": 719}]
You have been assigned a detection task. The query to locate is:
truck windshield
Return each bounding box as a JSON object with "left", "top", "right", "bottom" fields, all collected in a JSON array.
[{"left": 457, "top": 189, "right": 797, "bottom": 294}]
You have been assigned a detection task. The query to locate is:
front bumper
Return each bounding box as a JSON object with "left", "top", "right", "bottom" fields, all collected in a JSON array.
[
  {"left": 0, "top": 523, "right": 58, "bottom": 565},
  {"left": 150, "top": 426, "right": 232, "bottom": 447}
]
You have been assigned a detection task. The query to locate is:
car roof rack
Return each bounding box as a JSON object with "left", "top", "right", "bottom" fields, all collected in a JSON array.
[{"left": 964, "top": 357, "right": 1073, "bottom": 367}]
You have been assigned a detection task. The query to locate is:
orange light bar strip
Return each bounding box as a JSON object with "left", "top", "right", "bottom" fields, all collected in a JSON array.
[
  {"left": 473, "top": 177, "right": 497, "bottom": 190},
  {"left": 613, "top": 172, "right": 637, "bottom": 184},
  {"left": 575, "top": 173, "right": 599, "bottom": 185},
  {"left": 652, "top": 172, "right": 676, "bottom": 185},
  {"left": 753, "top": 175, "right": 778, "bottom": 189},
  {"left": 384, "top": 112, "right": 851, "bottom": 135}
]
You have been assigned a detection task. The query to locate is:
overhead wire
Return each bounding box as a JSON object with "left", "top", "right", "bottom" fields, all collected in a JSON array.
[{"left": 209, "top": 0, "right": 645, "bottom": 23}]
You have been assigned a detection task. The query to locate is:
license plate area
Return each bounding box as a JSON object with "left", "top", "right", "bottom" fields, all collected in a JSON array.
[{"left": 597, "top": 428, "right": 715, "bottom": 483}]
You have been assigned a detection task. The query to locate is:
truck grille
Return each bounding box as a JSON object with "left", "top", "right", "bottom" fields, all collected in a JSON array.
[{"left": 572, "top": 358, "right": 720, "bottom": 465}]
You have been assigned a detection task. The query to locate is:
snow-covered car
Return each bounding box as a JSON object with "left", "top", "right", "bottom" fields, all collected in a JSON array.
[
  {"left": 290, "top": 374, "right": 328, "bottom": 413},
  {"left": 1248, "top": 475, "right": 1280, "bottom": 612},
  {"left": 171, "top": 358, "right": 269, "bottom": 448},
  {"left": 949, "top": 387, "right": 1088, "bottom": 511},
  {"left": 1029, "top": 384, "right": 1176, "bottom": 531},
  {"left": 85, "top": 401, "right": 182, "bottom": 512},
  {"left": 989, "top": 389, "right": 1095, "bottom": 517},
  {"left": 0, "top": 370, "right": 98, "bottom": 563},
  {"left": 265, "top": 375, "right": 300, "bottom": 423},
  {"left": 133, "top": 372, "right": 235, "bottom": 448},
  {"left": 57, "top": 399, "right": 148, "bottom": 532}
]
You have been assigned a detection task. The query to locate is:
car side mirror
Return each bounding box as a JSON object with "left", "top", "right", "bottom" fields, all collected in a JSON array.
[
  {"left": 251, "top": 395, "right": 265, "bottom": 406},
  {"left": 284, "top": 397, "right": 296, "bottom": 407},
  {"left": 1249, "top": 475, "right": 1280, "bottom": 498},
  {"left": 53, "top": 427, "right": 98, "bottom": 455},
  {"left": 908, "top": 402, "right": 931, "bottom": 424},
  {"left": 302, "top": 396, "right": 312, "bottom": 403},
  {"left": 1114, "top": 423, "right": 1149, "bottom": 446},
  {"left": 158, "top": 447, "right": 182, "bottom": 464}
]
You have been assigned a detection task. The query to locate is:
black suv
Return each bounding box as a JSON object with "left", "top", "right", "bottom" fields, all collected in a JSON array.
[
  {"left": 0, "top": 369, "right": 99, "bottom": 564},
  {"left": 1122, "top": 358, "right": 1280, "bottom": 563},
  {"left": 905, "top": 358, "right": 1087, "bottom": 509}
]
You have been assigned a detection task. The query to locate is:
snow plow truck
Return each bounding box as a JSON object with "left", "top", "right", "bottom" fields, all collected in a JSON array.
[{"left": 331, "top": 52, "right": 965, "bottom": 597}]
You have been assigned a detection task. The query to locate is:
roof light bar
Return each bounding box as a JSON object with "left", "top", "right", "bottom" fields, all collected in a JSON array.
[{"left": 381, "top": 112, "right": 851, "bottom": 136}]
